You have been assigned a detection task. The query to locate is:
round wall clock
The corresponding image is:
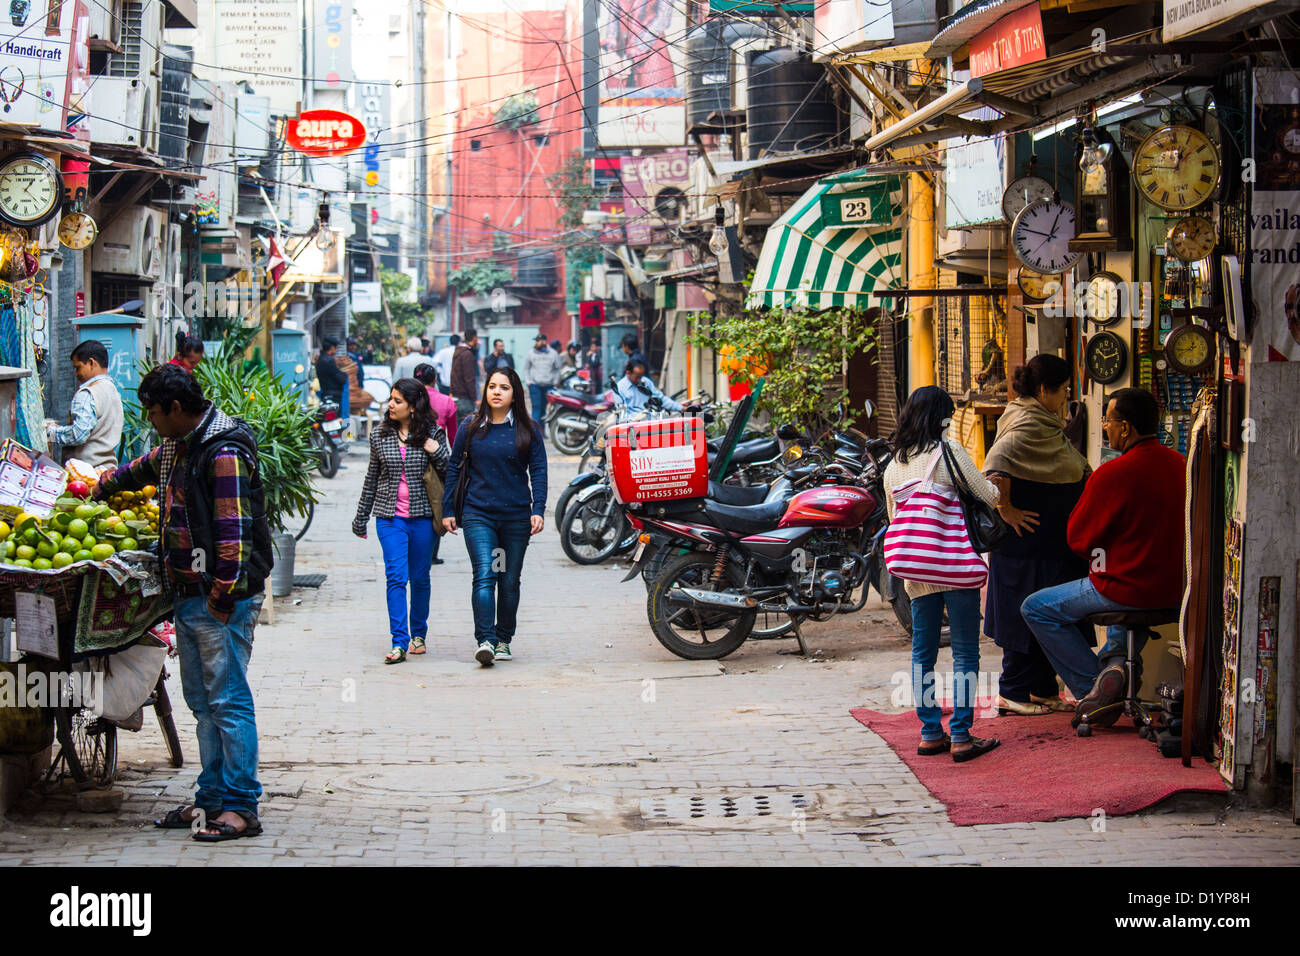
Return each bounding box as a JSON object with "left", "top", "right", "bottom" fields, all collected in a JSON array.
[
  {"left": 1011, "top": 199, "right": 1083, "bottom": 275},
  {"left": 58, "top": 210, "right": 98, "bottom": 250},
  {"left": 1167, "top": 214, "right": 1215, "bottom": 262},
  {"left": 1001, "top": 175, "right": 1054, "bottom": 223},
  {"left": 1133, "top": 125, "right": 1220, "bottom": 211},
  {"left": 1017, "top": 267, "right": 1058, "bottom": 302},
  {"left": 1083, "top": 271, "right": 1124, "bottom": 326},
  {"left": 1085, "top": 330, "right": 1128, "bottom": 385},
  {"left": 1164, "top": 322, "right": 1215, "bottom": 374},
  {"left": 0, "top": 151, "right": 62, "bottom": 227}
]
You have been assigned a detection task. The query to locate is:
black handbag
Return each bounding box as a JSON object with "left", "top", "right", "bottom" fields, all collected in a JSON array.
[
  {"left": 451, "top": 431, "right": 471, "bottom": 523},
  {"left": 941, "top": 440, "right": 1013, "bottom": 554}
]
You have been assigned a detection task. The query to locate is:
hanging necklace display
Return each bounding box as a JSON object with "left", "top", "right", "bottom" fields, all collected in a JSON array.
[{"left": 0, "top": 65, "right": 23, "bottom": 113}]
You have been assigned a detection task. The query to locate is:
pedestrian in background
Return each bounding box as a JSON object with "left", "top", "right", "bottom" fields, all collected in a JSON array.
[
  {"left": 433, "top": 335, "right": 459, "bottom": 394},
  {"left": 393, "top": 336, "right": 425, "bottom": 382},
  {"left": 441, "top": 366, "right": 547, "bottom": 666},
  {"left": 415, "top": 363, "right": 458, "bottom": 567},
  {"left": 524, "top": 331, "right": 563, "bottom": 429},
  {"left": 582, "top": 339, "right": 602, "bottom": 388},
  {"left": 485, "top": 338, "right": 515, "bottom": 373},
  {"left": 884, "top": 385, "right": 1002, "bottom": 764},
  {"left": 316, "top": 338, "right": 349, "bottom": 407},
  {"left": 563, "top": 341, "right": 580, "bottom": 370},
  {"left": 450, "top": 328, "right": 480, "bottom": 422},
  {"left": 99, "top": 364, "right": 273, "bottom": 840},
  {"left": 353, "top": 379, "right": 449, "bottom": 664},
  {"left": 170, "top": 331, "right": 205, "bottom": 372},
  {"left": 982, "top": 354, "right": 1089, "bottom": 717},
  {"left": 48, "top": 340, "right": 123, "bottom": 471}
]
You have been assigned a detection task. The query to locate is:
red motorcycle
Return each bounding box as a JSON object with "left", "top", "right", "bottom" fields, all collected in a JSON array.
[
  {"left": 545, "top": 387, "right": 615, "bottom": 455},
  {"left": 632, "top": 449, "right": 884, "bottom": 660}
]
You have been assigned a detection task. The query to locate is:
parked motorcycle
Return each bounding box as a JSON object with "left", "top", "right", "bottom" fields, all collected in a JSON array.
[
  {"left": 546, "top": 387, "right": 615, "bottom": 455},
  {"left": 309, "top": 399, "right": 346, "bottom": 478}
]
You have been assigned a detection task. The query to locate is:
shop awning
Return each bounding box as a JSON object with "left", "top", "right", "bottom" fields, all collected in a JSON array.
[
  {"left": 927, "top": 0, "right": 1040, "bottom": 59},
  {"left": 746, "top": 176, "right": 903, "bottom": 311},
  {"left": 864, "top": 30, "right": 1173, "bottom": 153}
]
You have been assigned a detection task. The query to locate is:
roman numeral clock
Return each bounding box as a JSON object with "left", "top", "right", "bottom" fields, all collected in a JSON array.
[
  {"left": 0, "top": 152, "right": 62, "bottom": 228},
  {"left": 1133, "top": 125, "right": 1220, "bottom": 212}
]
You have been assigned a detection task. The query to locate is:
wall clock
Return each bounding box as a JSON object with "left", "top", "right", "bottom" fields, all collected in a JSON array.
[
  {"left": 1082, "top": 270, "right": 1124, "bottom": 326},
  {"left": 1001, "top": 175, "right": 1054, "bottom": 223},
  {"left": 58, "top": 209, "right": 98, "bottom": 250},
  {"left": 1167, "top": 214, "right": 1215, "bottom": 263},
  {"left": 1164, "top": 322, "right": 1215, "bottom": 375},
  {"left": 0, "top": 151, "right": 62, "bottom": 228},
  {"left": 1011, "top": 199, "right": 1083, "bottom": 275},
  {"left": 1084, "top": 330, "right": 1128, "bottom": 385},
  {"left": 1016, "top": 267, "right": 1057, "bottom": 302},
  {"left": 1133, "top": 125, "right": 1220, "bottom": 211}
]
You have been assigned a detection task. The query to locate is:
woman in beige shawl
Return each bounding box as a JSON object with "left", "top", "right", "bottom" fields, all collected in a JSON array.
[{"left": 983, "top": 354, "right": 1090, "bottom": 716}]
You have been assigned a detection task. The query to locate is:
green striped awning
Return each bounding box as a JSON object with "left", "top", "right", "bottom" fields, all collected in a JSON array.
[{"left": 746, "top": 176, "right": 903, "bottom": 311}]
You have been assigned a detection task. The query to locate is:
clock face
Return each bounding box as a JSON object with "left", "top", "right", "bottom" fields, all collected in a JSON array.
[
  {"left": 1084, "top": 271, "right": 1123, "bottom": 325},
  {"left": 58, "top": 211, "right": 98, "bottom": 250},
  {"left": 1011, "top": 199, "right": 1083, "bottom": 275},
  {"left": 1167, "top": 215, "right": 1215, "bottom": 262},
  {"left": 0, "top": 152, "right": 62, "bottom": 227},
  {"left": 1165, "top": 323, "right": 1214, "bottom": 374},
  {"left": 1133, "top": 125, "right": 1219, "bottom": 211},
  {"left": 1283, "top": 127, "right": 1300, "bottom": 154},
  {"left": 1085, "top": 331, "right": 1128, "bottom": 385},
  {"left": 1017, "top": 268, "right": 1058, "bottom": 302},
  {"left": 1001, "top": 175, "right": 1054, "bottom": 223}
]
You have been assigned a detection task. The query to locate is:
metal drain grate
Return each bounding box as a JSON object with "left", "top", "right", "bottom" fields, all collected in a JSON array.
[
  {"left": 293, "top": 574, "right": 328, "bottom": 588},
  {"left": 639, "top": 791, "right": 818, "bottom": 825}
]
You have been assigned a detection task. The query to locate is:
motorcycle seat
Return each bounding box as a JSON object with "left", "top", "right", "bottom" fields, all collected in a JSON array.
[
  {"left": 707, "top": 480, "right": 768, "bottom": 506},
  {"left": 729, "top": 438, "right": 780, "bottom": 465},
  {"left": 582, "top": 403, "right": 611, "bottom": 415},
  {"left": 702, "top": 497, "right": 789, "bottom": 535}
]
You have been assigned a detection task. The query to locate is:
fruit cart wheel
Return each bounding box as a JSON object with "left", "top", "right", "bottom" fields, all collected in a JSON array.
[
  {"left": 152, "top": 676, "right": 183, "bottom": 769},
  {"left": 55, "top": 705, "right": 117, "bottom": 787}
]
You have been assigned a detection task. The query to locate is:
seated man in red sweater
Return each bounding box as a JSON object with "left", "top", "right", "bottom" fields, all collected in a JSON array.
[{"left": 1021, "top": 387, "right": 1186, "bottom": 727}]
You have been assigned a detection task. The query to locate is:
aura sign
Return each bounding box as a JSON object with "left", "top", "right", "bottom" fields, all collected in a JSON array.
[{"left": 287, "top": 109, "right": 366, "bottom": 156}]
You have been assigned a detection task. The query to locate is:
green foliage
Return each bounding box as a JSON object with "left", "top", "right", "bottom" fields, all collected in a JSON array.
[
  {"left": 351, "top": 268, "right": 427, "bottom": 358},
  {"left": 448, "top": 260, "right": 514, "bottom": 296},
  {"left": 688, "top": 308, "right": 879, "bottom": 433},
  {"left": 546, "top": 149, "right": 602, "bottom": 231},
  {"left": 494, "top": 92, "right": 540, "bottom": 130},
  {"left": 194, "top": 360, "right": 319, "bottom": 534}
]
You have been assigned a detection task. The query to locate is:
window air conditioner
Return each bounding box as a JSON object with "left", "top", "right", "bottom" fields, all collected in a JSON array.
[
  {"left": 95, "top": 207, "right": 165, "bottom": 279},
  {"left": 86, "top": 76, "right": 159, "bottom": 150},
  {"left": 87, "top": 0, "right": 121, "bottom": 46}
]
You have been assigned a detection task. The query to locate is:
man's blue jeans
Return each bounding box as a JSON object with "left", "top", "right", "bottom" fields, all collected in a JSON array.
[
  {"left": 462, "top": 513, "right": 531, "bottom": 646},
  {"left": 1021, "top": 577, "right": 1145, "bottom": 699},
  {"left": 911, "top": 587, "right": 983, "bottom": 743},
  {"left": 528, "top": 384, "right": 549, "bottom": 428},
  {"left": 174, "top": 592, "right": 264, "bottom": 817},
  {"left": 376, "top": 516, "right": 434, "bottom": 650}
]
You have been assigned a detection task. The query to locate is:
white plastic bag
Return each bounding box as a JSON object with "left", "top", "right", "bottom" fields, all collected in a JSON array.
[{"left": 97, "top": 634, "right": 168, "bottom": 722}]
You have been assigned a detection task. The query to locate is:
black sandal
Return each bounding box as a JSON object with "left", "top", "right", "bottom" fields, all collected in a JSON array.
[
  {"left": 154, "top": 804, "right": 206, "bottom": 829},
  {"left": 952, "top": 736, "right": 1001, "bottom": 763},
  {"left": 917, "top": 735, "right": 951, "bottom": 756},
  {"left": 192, "top": 811, "right": 263, "bottom": 842}
]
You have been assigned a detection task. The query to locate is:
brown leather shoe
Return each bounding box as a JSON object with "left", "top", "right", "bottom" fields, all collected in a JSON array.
[{"left": 1072, "top": 665, "right": 1126, "bottom": 728}]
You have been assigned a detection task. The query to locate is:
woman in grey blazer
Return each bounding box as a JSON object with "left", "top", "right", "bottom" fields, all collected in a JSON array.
[{"left": 353, "top": 379, "right": 450, "bottom": 663}]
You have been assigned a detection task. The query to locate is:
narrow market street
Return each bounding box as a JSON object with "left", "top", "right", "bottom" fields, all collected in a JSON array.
[{"left": 1, "top": 440, "right": 1297, "bottom": 866}]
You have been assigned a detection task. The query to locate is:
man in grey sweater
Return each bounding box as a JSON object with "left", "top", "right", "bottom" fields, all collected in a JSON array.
[{"left": 523, "top": 332, "right": 564, "bottom": 427}]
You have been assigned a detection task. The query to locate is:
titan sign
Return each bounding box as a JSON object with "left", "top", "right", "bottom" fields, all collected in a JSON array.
[{"left": 287, "top": 109, "right": 366, "bottom": 156}]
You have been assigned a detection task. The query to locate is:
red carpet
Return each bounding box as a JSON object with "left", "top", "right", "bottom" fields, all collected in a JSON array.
[{"left": 850, "top": 704, "right": 1227, "bottom": 826}]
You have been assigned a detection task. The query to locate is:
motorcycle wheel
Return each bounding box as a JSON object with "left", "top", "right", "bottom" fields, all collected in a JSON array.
[
  {"left": 877, "top": 566, "right": 949, "bottom": 645},
  {"left": 554, "top": 483, "right": 583, "bottom": 529},
  {"left": 559, "top": 492, "right": 627, "bottom": 565},
  {"left": 646, "top": 551, "right": 755, "bottom": 660},
  {"left": 311, "top": 430, "right": 339, "bottom": 479},
  {"left": 548, "top": 415, "right": 590, "bottom": 456}
]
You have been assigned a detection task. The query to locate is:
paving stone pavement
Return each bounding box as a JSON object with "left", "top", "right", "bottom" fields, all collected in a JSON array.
[{"left": 2, "top": 439, "right": 1298, "bottom": 866}]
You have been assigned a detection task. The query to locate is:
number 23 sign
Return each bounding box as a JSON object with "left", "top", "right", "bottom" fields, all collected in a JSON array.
[{"left": 820, "top": 183, "right": 891, "bottom": 229}]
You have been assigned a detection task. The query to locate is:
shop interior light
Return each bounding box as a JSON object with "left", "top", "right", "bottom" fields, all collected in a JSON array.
[{"left": 708, "top": 206, "right": 728, "bottom": 256}]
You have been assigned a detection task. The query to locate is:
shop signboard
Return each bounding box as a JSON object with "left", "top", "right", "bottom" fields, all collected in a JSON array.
[
  {"left": 211, "top": 0, "right": 301, "bottom": 113},
  {"left": 287, "top": 109, "right": 367, "bottom": 156},
  {"left": 0, "top": 0, "right": 87, "bottom": 131},
  {"left": 820, "top": 181, "right": 893, "bottom": 230},
  {"left": 944, "top": 70, "right": 1005, "bottom": 228},
  {"left": 311, "top": 0, "right": 352, "bottom": 91},
  {"left": 968, "top": 4, "right": 1045, "bottom": 78},
  {"left": 709, "top": 1, "right": 813, "bottom": 11},
  {"left": 622, "top": 150, "right": 690, "bottom": 244},
  {"left": 1163, "top": 0, "right": 1270, "bottom": 40},
  {"left": 355, "top": 82, "right": 390, "bottom": 223},
  {"left": 1250, "top": 69, "right": 1300, "bottom": 363},
  {"left": 585, "top": 0, "right": 686, "bottom": 148},
  {"left": 351, "top": 281, "right": 381, "bottom": 313}
]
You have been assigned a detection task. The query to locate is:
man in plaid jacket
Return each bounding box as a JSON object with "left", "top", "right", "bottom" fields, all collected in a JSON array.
[{"left": 95, "top": 364, "right": 273, "bottom": 843}]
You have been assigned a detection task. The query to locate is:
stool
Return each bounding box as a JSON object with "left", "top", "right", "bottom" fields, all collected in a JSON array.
[{"left": 1076, "top": 607, "right": 1179, "bottom": 737}]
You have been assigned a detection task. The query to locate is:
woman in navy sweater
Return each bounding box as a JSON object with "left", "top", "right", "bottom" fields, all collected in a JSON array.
[{"left": 442, "top": 366, "right": 548, "bottom": 665}]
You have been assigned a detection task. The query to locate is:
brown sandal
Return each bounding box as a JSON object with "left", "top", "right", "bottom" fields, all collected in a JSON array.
[
  {"left": 917, "top": 734, "right": 951, "bottom": 756},
  {"left": 1029, "top": 694, "right": 1075, "bottom": 713},
  {"left": 952, "top": 736, "right": 1001, "bottom": 763},
  {"left": 997, "top": 696, "right": 1050, "bottom": 716}
]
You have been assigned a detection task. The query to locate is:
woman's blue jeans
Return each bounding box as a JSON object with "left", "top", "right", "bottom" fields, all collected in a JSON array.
[
  {"left": 911, "top": 587, "right": 983, "bottom": 743},
  {"left": 462, "top": 513, "right": 531, "bottom": 646},
  {"left": 376, "top": 516, "right": 434, "bottom": 650}
]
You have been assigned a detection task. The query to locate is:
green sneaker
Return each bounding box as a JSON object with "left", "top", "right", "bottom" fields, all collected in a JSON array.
[{"left": 494, "top": 643, "right": 512, "bottom": 661}]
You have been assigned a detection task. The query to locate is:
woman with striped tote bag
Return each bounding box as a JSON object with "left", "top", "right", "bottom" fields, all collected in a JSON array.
[{"left": 883, "top": 387, "right": 1003, "bottom": 763}]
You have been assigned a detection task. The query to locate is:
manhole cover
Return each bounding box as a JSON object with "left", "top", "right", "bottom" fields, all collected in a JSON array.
[
  {"left": 336, "top": 764, "right": 551, "bottom": 798},
  {"left": 639, "top": 790, "right": 820, "bottom": 826},
  {"left": 293, "top": 574, "right": 328, "bottom": 588}
]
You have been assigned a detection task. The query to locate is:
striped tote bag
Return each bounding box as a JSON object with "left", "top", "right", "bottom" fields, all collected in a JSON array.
[{"left": 883, "top": 445, "right": 989, "bottom": 589}]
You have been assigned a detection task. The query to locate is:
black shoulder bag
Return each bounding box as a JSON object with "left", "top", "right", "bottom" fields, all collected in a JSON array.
[
  {"left": 940, "top": 440, "right": 1013, "bottom": 554},
  {"left": 451, "top": 427, "right": 472, "bottom": 523}
]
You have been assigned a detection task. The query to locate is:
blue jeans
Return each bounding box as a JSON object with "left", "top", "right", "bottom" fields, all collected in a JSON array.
[
  {"left": 462, "top": 513, "right": 531, "bottom": 646},
  {"left": 911, "top": 588, "right": 982, "bottom": 743},
  {"left": 376, "top": 516, "right": 434, "bottom": 650},
  {"left": 528, "top": 384, "right": 548, "bottom": 427},
  {"left": 1020, "top": 577, "right": 1145, "bottom": 699},
  {"left": 174, "top": 592, "right": 264, "bottom": 817}
]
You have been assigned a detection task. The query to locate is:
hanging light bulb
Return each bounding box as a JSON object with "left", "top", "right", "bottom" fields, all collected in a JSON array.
[
  {"left": 315, "top": 226, "right": 333, "bottom": 250},
  {"left": 708, "top": 206, "right": 728, "bottom": 256},
  {"left": 1078, "top": 125, "right": 1111, "bottom": 172}
]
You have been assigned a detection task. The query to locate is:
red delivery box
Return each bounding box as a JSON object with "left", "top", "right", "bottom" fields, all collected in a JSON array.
[{"left": 606, "top": 417, "right": 708, "bottom": 504}]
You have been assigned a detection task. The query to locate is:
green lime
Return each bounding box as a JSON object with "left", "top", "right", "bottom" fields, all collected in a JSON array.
[
  {"left": 2, "top": 539, "right": 15, "bottom": 557},
  {"left": 60, "top": 536, "right": 80, "bottom": 552},
  {"left": 21, "top": 527, "right": 39, "bottom": 545},
  {"left": 90, "top": 543, "right": 115, "bottom": 561},
  {"left": 51, "top": 552, "right": 73, "bottom": 569},
  {"left": 80, "top": 534, "right": 96, "bottom": 549},
  {"left": 66, "top": 518, "right": 89, "bottom": 539},
  {"left": 74, "top": 504, "right": 98, "bottom": 522},
  {"left": 32, "top": 557, "right": 53, "bottom": 571},
  {"left": 119, "top": 537, "right": 139, "bottom": 552},
  {"left": 15, "top": 544, "right": 36, "bottom": 561},
  {"left": 11, "top": 558, "right": 31, "bottom": 568},
  {"left": 73, "top": 549, "right": 93, "bottom": 562},
  {"left": 35, "top": 540, "right": 56, "bottom": 559}
]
